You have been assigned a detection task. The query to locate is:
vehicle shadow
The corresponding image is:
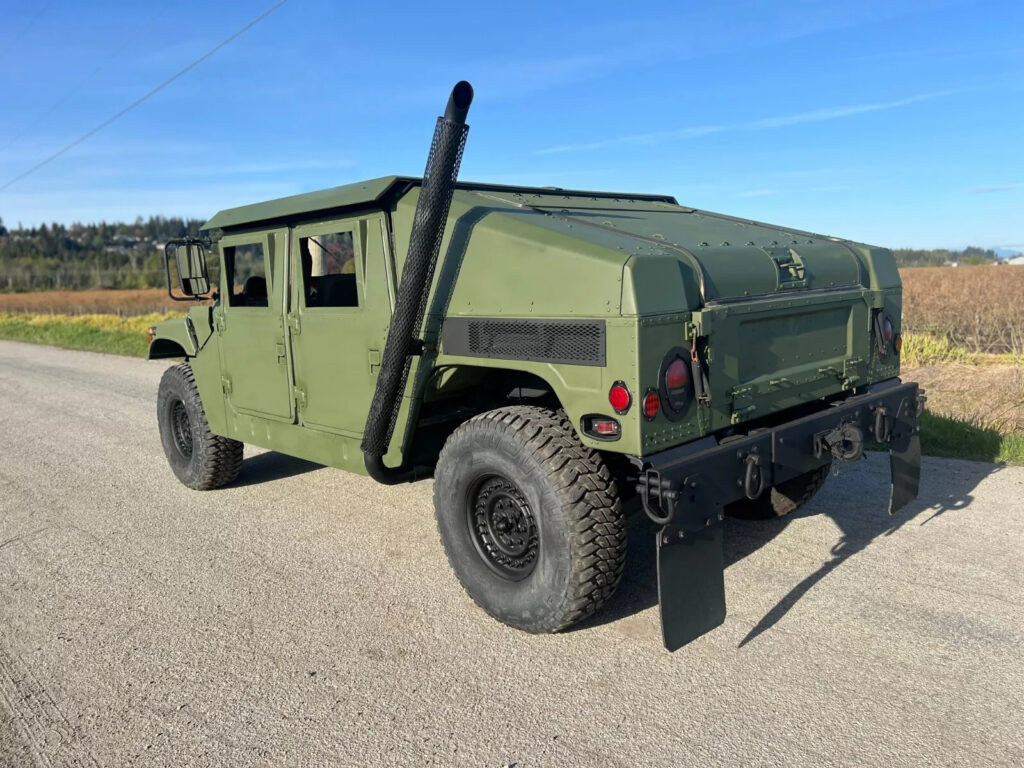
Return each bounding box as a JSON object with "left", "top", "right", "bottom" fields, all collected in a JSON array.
[
  {"left": 577, "top": 455, "right": 1002, "bottom": 643},
  {"left": 231, "top": 451, "right": 322, "bottom": 488}
]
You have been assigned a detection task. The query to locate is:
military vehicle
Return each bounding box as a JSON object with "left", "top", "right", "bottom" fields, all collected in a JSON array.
[{"left": 151, "top": 81, "right": 924, "bottom": 650}]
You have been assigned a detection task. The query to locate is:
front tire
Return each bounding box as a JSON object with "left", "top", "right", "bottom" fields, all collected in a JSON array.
[
  {"left": 433, "top": 407, "right": 626, "bottom": 634},
  {"left": 157, "top": 364, "right": 243, "bottom": 490}
]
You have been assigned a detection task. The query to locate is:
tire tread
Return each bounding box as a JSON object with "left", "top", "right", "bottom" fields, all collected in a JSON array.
[{"left": 434, "top": 406, "right": 626, "bottom": 632}]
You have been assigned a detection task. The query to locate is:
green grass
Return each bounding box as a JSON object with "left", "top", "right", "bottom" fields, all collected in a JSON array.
[
  {"left": 0, "top": 312, "right": 182, "bottom": 357},
  {"left": 901, "top": 333, "right": 970, "bottom": 366},
  {"left": 919, "top": 410, "right": 1024, "bottom": 465},
  {"left": 902, "top": 331, "right": 1024, "bottom": 367}
]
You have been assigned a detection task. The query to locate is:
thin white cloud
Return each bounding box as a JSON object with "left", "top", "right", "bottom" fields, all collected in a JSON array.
[
  {"left": 536, "top": 91, "right": 952, "bottom": 154},
  {"left": 746, "top": 92, "right": 948, "bottom": 129}
]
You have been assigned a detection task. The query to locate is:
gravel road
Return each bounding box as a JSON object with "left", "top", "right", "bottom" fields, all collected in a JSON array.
[{"left": 1, "top": 340, "right": 1022, "bottom": 767}]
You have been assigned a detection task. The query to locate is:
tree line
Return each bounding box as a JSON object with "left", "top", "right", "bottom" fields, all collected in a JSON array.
[
  {"left": 0, "top": 215, "right": 203, "bottom": 291},
  {"left": 0, "top": 214, "right": 1006, "bottom": 291},
  {"left": 892, "top": 246, "right": 1000, "bottom": 267}
]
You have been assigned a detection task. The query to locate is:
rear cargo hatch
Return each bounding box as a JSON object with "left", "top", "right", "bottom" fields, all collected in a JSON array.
[
  {"left": 700, "top": 288, "right": 873, "bottom": 427},
  {"left": 540, "top": 206, "right": 866, "bottom": 301}
]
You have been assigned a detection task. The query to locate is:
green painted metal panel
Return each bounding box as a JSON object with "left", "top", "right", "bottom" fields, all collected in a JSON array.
[
  {"left": 289, "top": 213, "right": 391, "bottom": 439},
  {"left": 215, "top": 229, "right": 295, "bottom": 422}
]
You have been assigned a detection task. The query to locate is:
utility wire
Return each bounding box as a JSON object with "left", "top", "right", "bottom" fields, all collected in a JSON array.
[
  {"left": 0, "top": 0, "right": 288, "bottom": 192},
  {"left": 0, "top": 1, "right": 53, "bottom": 64},
  {"left": 0, "top": 2, "right": 174, "bottom": 153}
]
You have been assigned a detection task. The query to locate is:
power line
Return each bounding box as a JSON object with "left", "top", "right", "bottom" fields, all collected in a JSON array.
[
  {"left": 0, "top": 0, "right": 288, "bottom": 193},
  {"left": 0, "top": 2, "right": 175, "bottom": 153},
  {"left": 0, "top": 1, "right": 53, "bottom": 64}
]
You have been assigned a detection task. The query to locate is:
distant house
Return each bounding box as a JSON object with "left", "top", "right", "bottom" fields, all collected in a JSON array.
[{"left": 1007, "top": 255, "right": 1024, "bottom": 266}]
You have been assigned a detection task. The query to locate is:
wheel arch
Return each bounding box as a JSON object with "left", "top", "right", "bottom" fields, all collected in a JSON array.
[
  {"left": 405, "top": 360, "right": 628, "bottom": 474},
  {"left": 148, "top": 338, "right": 189, "bottom": 360}
]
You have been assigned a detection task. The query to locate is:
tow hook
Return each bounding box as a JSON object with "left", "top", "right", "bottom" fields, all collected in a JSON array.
[
  {"left": 873, "top": 406, "right": 890, "bottom": 443},
  {"left": 740, "top": 450, "right": 766, "bottom": 500},
  {"left": 814, "top": 423, "right": 865, "bottom": 463}
]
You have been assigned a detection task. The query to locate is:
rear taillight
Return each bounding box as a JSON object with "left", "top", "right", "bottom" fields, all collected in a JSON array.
[
  {"left": 665, "top": 358, "right": 689, "bottom": 389},
  {"left": 608, "top": 382, "right": 631, "bottom": 414},
  {"left": 580, "top": 415, "right": 621, "bottom": 441},
  {"left": 659, "top": 350, "right": 694, "bottom": 418},
  {"left": 874, "top": 312, "right": 895, "bottom": 356},
  {"left": 642, "top": 390, "right": 660, "bottom": 420}
]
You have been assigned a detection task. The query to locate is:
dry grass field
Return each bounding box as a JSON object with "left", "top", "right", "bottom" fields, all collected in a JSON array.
[
  {"left": 0, "top": 288, "right": 186, "bottom": 316},
  {"left": 901, "top": 265, "right": 1024, "bottom": 355}
]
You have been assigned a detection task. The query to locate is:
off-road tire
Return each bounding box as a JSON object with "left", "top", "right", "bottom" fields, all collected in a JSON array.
[
  {"left": 725, "top": 464, "right": 831, "bottom": 520},
  {"left": 157, "top": 363, "right": 243, "bottom": 490},
  {"left": 433, "top": 406, "right": 626, "bottom": 634}
]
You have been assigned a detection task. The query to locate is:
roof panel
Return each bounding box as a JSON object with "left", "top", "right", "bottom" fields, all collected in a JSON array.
[{"left": 202, "top": 176, "right": 678, "bottom": 232}]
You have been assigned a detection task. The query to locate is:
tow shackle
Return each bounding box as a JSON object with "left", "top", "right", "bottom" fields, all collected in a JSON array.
[
  {"left": 873, "top": 406, "right": 890, "bottom": 443},
  {"left": 741, "top": 450, "right": 766, "bottom": 500}
]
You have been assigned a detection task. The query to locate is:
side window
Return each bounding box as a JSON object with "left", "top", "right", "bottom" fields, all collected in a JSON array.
[
  {"left": 226, "top": 241, "right": 268, "bottom": 307},
  {"left": 300, "top": 231, "right": 358, "bottom": 308}
]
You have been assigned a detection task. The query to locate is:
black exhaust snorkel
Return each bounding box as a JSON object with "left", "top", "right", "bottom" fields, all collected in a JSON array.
[{"left": 361, "top": 81, "right": 473, "bottom": 484}]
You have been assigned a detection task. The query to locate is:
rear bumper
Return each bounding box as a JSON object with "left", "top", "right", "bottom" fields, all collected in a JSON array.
[
  {"left": 633, "top": 378, "right": 924, "bottom": 650},
  {"left": 636, "top": 378, "right": 923, "bottom": 520}
]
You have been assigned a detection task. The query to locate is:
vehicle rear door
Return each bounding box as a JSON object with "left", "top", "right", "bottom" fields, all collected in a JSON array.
[{"left": 287, "top": 213, "right": 392, "bottom": 436}]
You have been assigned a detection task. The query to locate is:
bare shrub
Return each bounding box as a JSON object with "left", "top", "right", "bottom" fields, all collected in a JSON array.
[{"left": 901, "top": 266, "right": 1024, "bottom": 354}]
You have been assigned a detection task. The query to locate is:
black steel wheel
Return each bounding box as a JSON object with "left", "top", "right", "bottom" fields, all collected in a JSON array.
[
  {"left": 157, "top": 364, "right": 243, "bottom": 490},
  {"left": 467, "top": 474, "right": 539, "bottom": 581},
  {"left": 433, "top": 406, "right": 626, "bottom": 634},
  {"left": 168, "top": 398, "right": 194, "bottom": 460}
]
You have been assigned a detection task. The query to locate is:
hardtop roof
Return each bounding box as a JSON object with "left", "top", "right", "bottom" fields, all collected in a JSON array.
[{"left": 202, "top": 175, "right": 678, "bottom": 232}]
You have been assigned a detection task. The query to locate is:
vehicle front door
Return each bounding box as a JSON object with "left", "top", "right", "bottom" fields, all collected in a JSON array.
[
  {"left": 288, "top": 213, "right": 392, "bottom": 437},
  {"left": 214, "top": 229, "right": 294, "bottom": 422}
]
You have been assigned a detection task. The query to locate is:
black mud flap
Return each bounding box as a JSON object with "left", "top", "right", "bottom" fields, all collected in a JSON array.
[
  {"left": 888, "top": 400, "right": 922, "bottom": 514},
  {"left": 655, "top": 475, "right": 726, "bottom": 651}
]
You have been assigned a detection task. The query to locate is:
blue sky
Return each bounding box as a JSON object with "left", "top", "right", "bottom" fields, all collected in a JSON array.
[{"left": 0, "top": 0, "right": 1021, "bottom": 248}]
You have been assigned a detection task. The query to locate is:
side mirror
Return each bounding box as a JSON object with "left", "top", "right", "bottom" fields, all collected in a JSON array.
[{"left": 165, "top": 240, "right": 211, "bottom": 300}]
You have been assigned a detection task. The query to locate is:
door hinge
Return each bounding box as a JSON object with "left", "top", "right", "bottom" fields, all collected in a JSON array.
[
  {"left": 294, "top": 388, "right": 307, "bottom": 409},
  {"left": 221, "top": 376, "right": 232, "bottom": 394},
  {"left": 214, "top": 313, "right": 226, "bottom": 333},
  {"left": 287, "top": 313, "right": 301, "bottom": 335},
  {"left": 368, "top": 348, "right": 381, "bottom": 374}
]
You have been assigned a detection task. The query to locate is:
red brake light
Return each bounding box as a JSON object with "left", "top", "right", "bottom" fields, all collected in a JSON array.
[
  {"left": 665, "top": 358, "right": 689, "bottom": 389},
  {"left": 883, "top": 317, "right": 894, "bottom": 342},
  {"left": 642, "top": 390, "right": 660, "bottom": 420},
  {"left": 608, "top": 382, "right": 631, "bottom": 414}
]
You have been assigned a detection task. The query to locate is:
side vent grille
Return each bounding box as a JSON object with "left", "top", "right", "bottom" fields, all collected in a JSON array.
[{"left": 442, "top": 318, "right": 606, "bottom": 366}]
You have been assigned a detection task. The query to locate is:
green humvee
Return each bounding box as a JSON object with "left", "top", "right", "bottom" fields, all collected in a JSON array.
[{"left": 151, "top": 82, "right": 923, "bottom": 649}]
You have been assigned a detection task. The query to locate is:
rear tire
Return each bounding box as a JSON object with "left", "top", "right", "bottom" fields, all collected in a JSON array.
[
  {"left": 157, "top": 363, "right": 243, "bottom": 490},
  {"left": 725, "top": 464, "right": 831, "bottom": 520},
  {"left": 433, "top": 406, "right": 626, "bottom": 633}
]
